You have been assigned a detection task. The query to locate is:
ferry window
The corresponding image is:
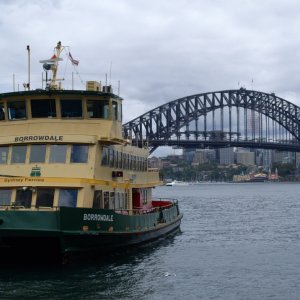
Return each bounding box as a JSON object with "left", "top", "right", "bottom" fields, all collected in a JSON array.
[
  {"left": 109, "top": 148, "right": 114, "bottom": 167},
  {"left": 133, "top": 156, "right": 136, "bottom": 171},
  {"left": 50, "top": 145, "right": 67, "bottom": 163},
  {"left": 30, "top": 144, "right": 46, "bottom": 163},
  {"left": 115, "top": 192, "right": 120, "bottom": 209},
  {"left": 117, "top": 152, "right": 122, "bottom": 169},
  {"left": 109, "top": 192, "right": 115, "bottom": 209},
  {"left": 114, "top": 151, "right": 118, "bottom": 168},
  {"left": 31, "top": 99, "right": 56, "bottom": 118},
  {"left": 36, "top": 188, "right": 54, "bottom": 208},
  {"left": 118, "top": 103, "right": 122, "bottom": 122},
  {"left": 87, "top": 100, "right": 109, "bottom": 119},
  {"left": 60, "top": 100, "right": 82, "bottom": 118},
  {"left": 11, "top": 145, "right": 27, "bottom": 163},
  {"left": 128, "top": 155, "right": 132, "bottom": 170},
  {"left": 120, "top": 193, "right": 124, "bottom": 209},
  {"left": 0, "top": 146, "right": 9, "bottom": 164},
  {"left": 0, "top": 103, "right": 5, "bottom": 120},
  {"left": 143, "top": 189, "right": 148, "bottom": 205},
  {"left": 0, "top": 189, "right": 12, "bottom": 205},
  {"left": 101, "top": 147, "right": 109, "bottom": 166},
  {"left": 103, "top": 191, "right": 109, "bottom": 209},
  {"left": 8, "top": 100, "right": 26, "bottom": 120},
  {"left": 125, "top": 193, "right": 128, "bottom": 209},
  {"left": 112, "top": 101, "right": 118, "bottom": 121},
  {"left": 126, "top": 154, "right": 129, "bottom": 170},
  {"left": 122, "top": 153, "right": 127, "bottom": 169},
  {"left": 92, "top": 190, "right": 102, "bottom": 209},
  {"left": 71, "top": 144, "right": 88, "bottom": 163},
  {"left": 15, "top": 189, "right": 32, "bottom": 208},
  {"left": 139, "top": 157, "right": 143, "bottom": 171},
  {"left": 58, "top": 189, "right": 78, "bottom": 207}
]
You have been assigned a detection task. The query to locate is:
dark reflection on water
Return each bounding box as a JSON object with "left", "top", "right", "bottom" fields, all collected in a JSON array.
[{"left": 1, "top": 183, "right": 300, "bottom": 299}]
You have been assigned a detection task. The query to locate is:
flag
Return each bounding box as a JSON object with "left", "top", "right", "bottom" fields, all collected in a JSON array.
[{"left": 69, "top": 52, "right": 79, "bottom": 66}]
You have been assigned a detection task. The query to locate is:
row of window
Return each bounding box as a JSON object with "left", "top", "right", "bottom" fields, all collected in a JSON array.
[
  {"left": 0, "top": 98, "right": 122, "bottom": 121},
  {"left": 101, "top": 147, "right": 148, "bottom": 171},
  {"left": 92, "top": 190, "right": 128, "bottom": 210},
  {"left": 0, "top": 188, "right": 77, "bottom": 208},
  {"left": 0, "top": 188, "right": 128, "bottom": 210},
  {"left": 0, "top": 144, "right": 89, "bottom": 164}
]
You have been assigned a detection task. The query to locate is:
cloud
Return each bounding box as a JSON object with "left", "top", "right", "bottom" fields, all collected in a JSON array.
[{"left": 1, "top": 0, "right": 300, "bottom": 120}]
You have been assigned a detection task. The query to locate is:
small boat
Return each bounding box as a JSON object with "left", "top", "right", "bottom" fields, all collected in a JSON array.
[
  {"left": 0, "top": 42, "right": 182, "bottom": 263},
  {"left": 165, "top": 180, "right": 189, "bottom": 186}
]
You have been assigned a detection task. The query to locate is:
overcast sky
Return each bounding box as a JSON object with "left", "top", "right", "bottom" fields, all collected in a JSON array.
[{"left": 1, "top": 0, "right": 300, "bottom": 155}]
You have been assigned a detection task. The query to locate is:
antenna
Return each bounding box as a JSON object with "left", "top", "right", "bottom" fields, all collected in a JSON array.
[
  {"left": 12, "top": 74, "right": 15, "bottom": 92},
  {"left": 27, "top": 45, "right": 30, "bottom": 90},
  {"left": 109, "top": 61, "right": 112, "bottom": 85}
]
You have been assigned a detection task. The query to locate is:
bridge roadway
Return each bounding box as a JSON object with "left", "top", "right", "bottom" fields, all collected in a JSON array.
[{"left": 123, "top": 88, "right": 300, "bottom": 154}]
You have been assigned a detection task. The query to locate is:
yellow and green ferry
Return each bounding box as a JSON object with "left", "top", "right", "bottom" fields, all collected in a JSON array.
[{"left": 0, "top": 42, "right": 182, "bottom": 263}]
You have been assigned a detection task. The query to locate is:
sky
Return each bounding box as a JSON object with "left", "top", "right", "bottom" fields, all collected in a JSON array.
[{"left": 1, "top": 0, "right": 300, "bottom": 156}]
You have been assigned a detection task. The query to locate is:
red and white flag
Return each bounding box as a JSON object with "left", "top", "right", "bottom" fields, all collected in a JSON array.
[{"left": 69, "top": 52, "right": 79, "bottom": 66}]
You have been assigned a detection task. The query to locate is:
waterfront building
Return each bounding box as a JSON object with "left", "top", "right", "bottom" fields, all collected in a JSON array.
[
  {"left": 236, "top": 150, "right": 255, "bottom": 166},
  {"left": 219, "top": 147, "right": 234, "bottom": 165}
]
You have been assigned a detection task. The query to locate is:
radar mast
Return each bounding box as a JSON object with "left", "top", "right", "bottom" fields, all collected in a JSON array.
[{"left": 40, "top": 41, "right": 64, "bottom": 90}]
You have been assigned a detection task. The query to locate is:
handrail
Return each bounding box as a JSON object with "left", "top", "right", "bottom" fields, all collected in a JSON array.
[{"left": 0, "top": 199, "right": 177, "bottom": 213}]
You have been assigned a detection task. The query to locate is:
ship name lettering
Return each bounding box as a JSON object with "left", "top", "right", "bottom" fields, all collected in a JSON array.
[
  {"left": 15, "top": 135, "right": 63, "bottom": 142},
  {"left": 83, "top": 213, "right": 114, "bottom": 222}
]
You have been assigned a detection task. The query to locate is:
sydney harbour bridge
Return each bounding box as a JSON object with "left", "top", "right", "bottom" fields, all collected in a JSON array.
[{"left": 123, "top": 88, "right": 300, "bottom": 154}]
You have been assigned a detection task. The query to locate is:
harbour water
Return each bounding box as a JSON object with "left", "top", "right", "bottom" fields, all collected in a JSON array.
[{"left": 1, "top": 182, "right": 300, "bottom": 299}]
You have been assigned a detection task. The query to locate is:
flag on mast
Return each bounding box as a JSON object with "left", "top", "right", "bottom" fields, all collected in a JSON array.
[{"left": 69, "top": 52, "right": 79, "bottom": 66}]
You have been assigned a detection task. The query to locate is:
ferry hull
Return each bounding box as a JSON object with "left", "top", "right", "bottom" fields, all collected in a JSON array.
[
  {"left": 62, "top": 216, "right": 182, "bottom": 254},
  {"left": 0, "top": 205, "right": 182, "bottom": 262}
]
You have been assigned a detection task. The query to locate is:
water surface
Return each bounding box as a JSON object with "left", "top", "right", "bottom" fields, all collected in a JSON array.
[{"left": 1, "top": 183, "right": 300, "bottom": 299}]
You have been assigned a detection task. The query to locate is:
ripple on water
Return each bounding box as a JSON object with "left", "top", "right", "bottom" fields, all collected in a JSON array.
[{"left": 1, "top": 183, "right": 300, "bottom": 299}]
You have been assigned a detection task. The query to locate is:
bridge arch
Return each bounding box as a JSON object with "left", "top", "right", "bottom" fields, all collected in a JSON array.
[{"left": 123, "top": 89, "right": 300, "bottom": 153}]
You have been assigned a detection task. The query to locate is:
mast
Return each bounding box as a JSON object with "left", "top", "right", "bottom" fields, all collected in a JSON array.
[
  {"left": 39, "top": 41, "right": 64, "bottom": 90},
  {"left": 50, "top": 41, "right": 62, "bottom": 89}
]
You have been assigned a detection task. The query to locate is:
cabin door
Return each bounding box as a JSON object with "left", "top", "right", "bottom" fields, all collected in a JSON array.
[{"left": 132, "top": 189, "right": 141, "bottom": 208}]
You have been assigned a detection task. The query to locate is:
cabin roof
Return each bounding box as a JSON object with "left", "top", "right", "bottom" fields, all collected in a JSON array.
[{"left": 0, "top": 90, "right": 123, "bottom": 101}]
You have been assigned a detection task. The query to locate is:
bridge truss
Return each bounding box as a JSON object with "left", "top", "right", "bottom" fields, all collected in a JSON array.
[{"left": 123, "top": 89, "right": 300, "bottom": 154}]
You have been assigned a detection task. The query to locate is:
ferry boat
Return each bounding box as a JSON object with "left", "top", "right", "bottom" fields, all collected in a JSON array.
[{"left": 0, "top": 42, "right": 182, "bottom": 262}]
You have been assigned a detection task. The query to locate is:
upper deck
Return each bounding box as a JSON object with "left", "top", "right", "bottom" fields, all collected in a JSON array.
[{"left": 0, "top": 89, "right": 124, "bottom": 145}]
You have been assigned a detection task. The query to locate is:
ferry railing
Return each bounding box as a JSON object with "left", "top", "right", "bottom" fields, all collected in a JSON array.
[
  {"left": 115, "top": 198, "right": 178, "bottom": 215},
  {"left": 0, "top": 204, "right": 61, "bottom": 211},
  {"left": 0, "top": 198, "right": 178, "bottom": 214}
]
